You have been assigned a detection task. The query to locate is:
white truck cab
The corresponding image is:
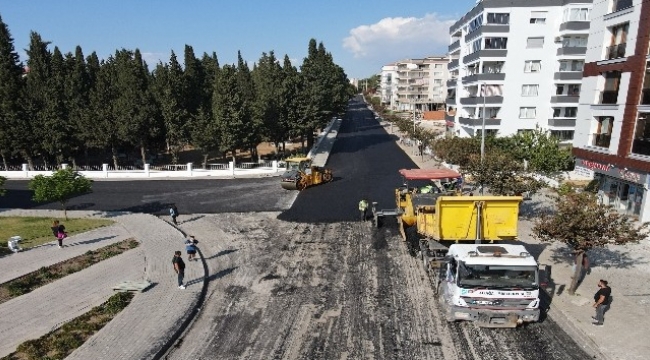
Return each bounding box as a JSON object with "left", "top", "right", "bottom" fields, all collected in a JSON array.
[{"left": 439, "top": 244, "right": 541, "bottom": 327}]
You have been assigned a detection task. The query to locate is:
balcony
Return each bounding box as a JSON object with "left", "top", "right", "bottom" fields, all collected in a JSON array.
[
  {"left": 446, "top": 79, "right": 457, "bottom": 88},
  {"left": 591, "top": 133, "right": 612, "bottom": 148},
  {"left": 554, "top": 72, "right": 583, "bottom": 81},
  {"left": 612, "top": 0, "right": 633, "bottom": 13},
  {"left": 559, "top": 22, "right": 590, "bottom": 32},
  {"left": 445, "top": 113, "right": 455, "bottom": 123},
  {"left": 448, "top": 59, "right": 459, "bottom": 70},
  {"left": 606, "top": 43, "right": 626, "bottom": 60},
  {"left": 461, "top": 73, "right": 506, "bottom": 84},
  {"left": 446, "top": 97, "right": 456, "bottom": 105},
  {"left": 599, "top": 90, "right": 619, "bottom": 104},
  {"left": 459, "top": 96, "right": 504, "bottom": 105},
  {"left": 557, "top": 47, "right": 587, "bottom": 56},
  {"left": 448, "top": 40, "right": 460, "bottom": 53},
  {"left": 463, "top": 50, "right": 508, "bottom": 64},
  {"left": 464, "top": 25, "right": 510, "bottom": 42},
  {"left": 458, "top": 117, "right": 501, "bottom": 126},
  {"left": 548, "top": 118, "right": 577, "bottom": 127},
  {"left": 551, "top": 95, "right": 580, "bottom": 103}
]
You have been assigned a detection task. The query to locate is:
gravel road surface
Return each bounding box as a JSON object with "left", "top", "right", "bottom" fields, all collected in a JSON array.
[{"left": 164, "top": 100, "right": 591, "bottom": 360}]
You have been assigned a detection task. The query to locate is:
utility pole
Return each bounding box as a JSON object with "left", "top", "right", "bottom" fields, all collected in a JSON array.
[{"left": 480, "top": 82, "right": 487, "bottom": 195}]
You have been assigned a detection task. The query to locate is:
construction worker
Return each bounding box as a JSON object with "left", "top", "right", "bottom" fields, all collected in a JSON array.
[
  {"left": 420, "top": 183, "right": 434, "bottom": 194},
  {"left": 358, "top": 199, "right": 369, "bottom": 221}
]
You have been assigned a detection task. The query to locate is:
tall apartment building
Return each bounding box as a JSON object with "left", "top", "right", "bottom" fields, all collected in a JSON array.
[
  {"left": 445, "top": 0, "right": 593, "bottom": 139},
  {"left": 380, "top": 63, "right": 398, "bottom": 109},
  {"left": 380, "top": 57, "right": 448, "bottom": 112},
  {"left": 572, "top": 0, "right": 650, "bottom": 221}
]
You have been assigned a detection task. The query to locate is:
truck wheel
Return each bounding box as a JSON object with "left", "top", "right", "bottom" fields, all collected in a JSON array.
[{"left": 323, "top": 172, "right": 333, "bottom": 182}]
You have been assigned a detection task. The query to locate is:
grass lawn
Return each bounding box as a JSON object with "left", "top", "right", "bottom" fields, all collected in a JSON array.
[{"left": 0, "top": 217, "right": 114, "bottom": 251}]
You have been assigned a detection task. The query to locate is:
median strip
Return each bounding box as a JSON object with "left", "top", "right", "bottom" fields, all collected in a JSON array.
[
  {"left": 0, "top": 291, "right": 134, "bottom": 360},
  {"left": 0, "top": 238, "right": 139, "bottom": 304}
]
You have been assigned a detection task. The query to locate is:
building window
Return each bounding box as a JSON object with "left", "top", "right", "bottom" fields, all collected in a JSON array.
[
  {"left": 433, "top": 79, "right": 442, "bottom": 85},
  {"left": 487, "top": 13, "right": 510, "bottom": 25},
  {"left": 606, "top": 23, "right": 629, "bottom": 59},
  {"left": 559, "top": 60, "right": 584, "bottom": 72},
  {"left": 592, "top": 116, "right": 613, "bottom": 148},
  {"left": 433, "top": 72, "right": 443, "bottom": 77},
  {"left": 530, "top": 11, "right": 547, "bottom": 24},
  {"left": 526, "top": 37, "right": 545, "bottom": 48},
  {"left": 632, "top": 113, "right": 650, "bottom": 156},
  {"left": 478, "top": 107, "right": 500, "bottom": 118},
  {"left": 600, "top": 71, "right": 621, "bottom": 104},
  {"left": 484, "top": 37, "right": 508, "bottom": 50},
  {"left": 569, "top": 84, "right": 581, "bottom": 96},
  {"left": 519, "top": 107, "right": 537, "bottom": 119},
  {"left": 556, "top": 85, "right": 565, "bottom": 95},
  {"left": 551, "top": 130, "right": 574, "bottom": 141},
  {"left": 563, "top": 8, "right": 590, "bottom": 22},
  {"left": 565, "top": 107, "right": 578, "bottom": 117},
  {"left": 468, "top": 15, "right": 483, "bottom": 34},
  {"left": 612, "top": 0, "right": 633, "bottom": 13},
  {"left": 562, "top": 36, "right": 588, "bottom": 48},
  {"left": 482, "top": 61, "right": 504, "bottom": 73},
  {"left": 435, "top": 64, "right": 443, "bottom": 69},
  {"left": 524, "top": 60, "right": 542, "bottom": 73},
  {"left": 521, "top": 84, "right": 539, "bottom": 97},
  {"left": 553, "top": 108, "right": 562, "bottom": 117}
]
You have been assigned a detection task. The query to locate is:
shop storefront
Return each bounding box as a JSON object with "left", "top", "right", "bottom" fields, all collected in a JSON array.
[{"left": 576, "top": 159, "right": 649, "bottom": 220}]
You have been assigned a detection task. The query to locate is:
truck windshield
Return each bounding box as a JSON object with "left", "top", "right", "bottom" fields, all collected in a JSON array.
[{"left": 458, "top": 263, "right": 538, "bottom": 290}]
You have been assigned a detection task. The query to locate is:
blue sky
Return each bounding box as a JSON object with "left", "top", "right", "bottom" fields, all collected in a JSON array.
[{"left": 0, "top": 1, "right": 474, "bottom": 79}]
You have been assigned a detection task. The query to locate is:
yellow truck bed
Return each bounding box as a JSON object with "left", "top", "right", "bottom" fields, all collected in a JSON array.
[{"left": 415, "top": 196, "right": 521, "bottom": 241}]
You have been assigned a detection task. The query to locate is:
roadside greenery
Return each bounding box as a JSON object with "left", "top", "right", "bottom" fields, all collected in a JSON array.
[
  {"left": 0, "top": 175, "right": 5, "bottom": 196},
  {"left": 532, "top": 186, "right": 650, "bottom": 294},
  {"left": 1, "top": 291, "right": 134, "bottom": 360},
  {"left": 0, "top": 216, "right": 113, "bottom": 254},
  {"left": 28, "top": 168, "right": 93, "bottom": 220},
  {"left": 0, "top": 16, "right": 354, "bottom": 169},
  {"left": 0, "top": 238, "right": 138, "bottom": 304}
]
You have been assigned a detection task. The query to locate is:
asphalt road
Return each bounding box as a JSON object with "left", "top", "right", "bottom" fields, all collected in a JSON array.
[{"left": 164, "top": 98, "right": 590, "bottom": 360}]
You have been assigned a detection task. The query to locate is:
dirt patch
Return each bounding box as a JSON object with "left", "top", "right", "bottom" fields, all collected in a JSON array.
[{"left": 0, "top": 239, "right": 139, "bottom": 304}]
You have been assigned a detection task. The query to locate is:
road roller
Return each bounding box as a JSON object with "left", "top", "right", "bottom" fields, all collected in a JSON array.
[{"left": 280, "top": 157, "right": 333, "bottom": 190}]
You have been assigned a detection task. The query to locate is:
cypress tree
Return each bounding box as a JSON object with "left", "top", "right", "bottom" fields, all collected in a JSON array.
[
  {"left": 214, "top": 64, "right": 246, "bottom": 164},
  {"left": 0, "top": 15, "right": 24, "bottom": 170},
  {"left": 236, "top": 51, "right": 259, "bottom": 161},
  {"left": 253, "top": 51, "right": 284, "bottom": 155}
]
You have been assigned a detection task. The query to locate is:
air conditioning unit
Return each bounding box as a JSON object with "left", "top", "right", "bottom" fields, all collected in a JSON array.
[{"left": 554, "top": 36, "right": 563, "bottom": 43}]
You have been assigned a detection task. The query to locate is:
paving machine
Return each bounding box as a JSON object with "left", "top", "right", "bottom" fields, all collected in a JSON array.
[
  {"left": 280, "top": 157, "right": 333, "bottom": 191},
  {"left": 372, "top": 168, "right": 541, "bottom": 327}
]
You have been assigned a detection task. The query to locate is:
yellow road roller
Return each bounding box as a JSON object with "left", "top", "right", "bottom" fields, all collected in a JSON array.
[{"left": 280, "top": 157, "right": 333, "bottom": 191}]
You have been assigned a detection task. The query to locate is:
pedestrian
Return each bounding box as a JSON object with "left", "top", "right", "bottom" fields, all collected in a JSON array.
[
  {"left": 170, "top": 204, "right": 179, "bottom": 225},
  {"left": 358, "top": 199, "right": 369, "bottom": 221},
  {"left": 172, "top": 251, "right": 186, "bottom": 289},
  {"left": 592, "top": 279, "right": 611, "bottom": 326},
  {"left": 51, "top": 220, "right": 67, "bottom": 249},
  {"left": 185, "top": 236, "right": 198, "bottom": 262}
]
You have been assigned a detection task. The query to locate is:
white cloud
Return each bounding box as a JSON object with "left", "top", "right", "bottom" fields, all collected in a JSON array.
[
  {"left": 140, "top": 52, "right": 168, "bottom": 66},
  {"left": 343, "top": 13, "right": 455, "bottom": 60}
]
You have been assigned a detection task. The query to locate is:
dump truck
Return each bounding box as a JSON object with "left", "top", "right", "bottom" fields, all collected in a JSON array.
[
  {"left": 280, "top": 157, "right": 333, "bottom": 190},
  {"left": 372, "top": 168, "right": 541, "bottom": 327}
]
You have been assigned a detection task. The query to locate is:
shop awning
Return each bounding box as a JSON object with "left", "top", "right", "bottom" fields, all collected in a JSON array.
[{"left": 399, "top": 168, "right": 461, "bottom": 180}]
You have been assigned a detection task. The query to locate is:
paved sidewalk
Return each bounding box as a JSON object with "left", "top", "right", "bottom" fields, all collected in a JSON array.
[
  {"left": 0, "top": 210, "right": 205, "bottom": 360},
  {"left": 0, "top": 220, "right": 131, "bottom": 284},
  {"left": 0, "top": 248, "right": 145, "bottom": 357}
]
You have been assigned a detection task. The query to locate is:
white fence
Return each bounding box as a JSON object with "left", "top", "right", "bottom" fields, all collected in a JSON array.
[{"left": 0, "top": 161, "right": 282, "bottom": 179}]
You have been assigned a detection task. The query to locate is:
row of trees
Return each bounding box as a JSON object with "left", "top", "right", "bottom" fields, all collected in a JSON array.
[{"left": 0, "top": 15, "right": 354, "bottom": 170}]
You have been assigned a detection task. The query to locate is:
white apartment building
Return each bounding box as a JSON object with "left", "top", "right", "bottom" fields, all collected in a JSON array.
[
  {"left": 445, "top": 0, "right": 593, "bottom": 138},
  {"left": 380, "top": 63, "right": 398, "bottom": 108},
  {"left": 381, "top": 57, "right": 448, "bottom": 112},
  {"left": 572, "top": 0, "right": 650, "bottom": 221}
]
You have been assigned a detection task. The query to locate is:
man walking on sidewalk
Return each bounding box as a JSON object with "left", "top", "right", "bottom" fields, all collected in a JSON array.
[
  {"left": 170, "top": 204, "right": 179, "bottom": 225},
  {"left": 172, "top": 251, "right": 186, "bottom": 289},
  {"left": 592, "top": 279, "right": 611, "bottom": 326}
]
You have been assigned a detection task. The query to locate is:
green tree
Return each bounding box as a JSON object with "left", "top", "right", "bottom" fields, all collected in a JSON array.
[
  {"left": 236, "top": 51, "right": 259, "bottom": 161},
  {"left": 189, "top": 52, "right": 220, "bottom": 168},
  {"left": 63, "top": 46, "right": 91, "bottom": 167},
  {"left": 28, "top": 168, "right": 93, "bottom": 219},
  {"left": 214, "top": 64, "right": 247, "bottom": 164},
  {"left": 533, "top": 188, "right": 650, "bottom": 294},
  {"left": 0, "top": 176, "right": 5, "bottom": 196},
  {"left": 460, "top": 151, "right": 546, "bottom": 196},
  {"left": 40, "top": 46, "right": 72, "bottom": 165},
  {"left": 89, "top": 56, "right": 122, "bottom": 168},
  {"left": 253, "top": 51, "right": 284, "bottom": 155},
  {"left": 501, "top": 128, "right": 573, "bottom": 174},
  {"left": 0, "top": 15, "right": 24, "bottom": 170},
  {"left": 280, "top": 55, "right": 307, "bottom": 150}
]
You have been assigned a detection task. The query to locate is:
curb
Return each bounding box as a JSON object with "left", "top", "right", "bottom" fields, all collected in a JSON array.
[{"left": 154, "top": 221, "right": 209, "bottom": 360}]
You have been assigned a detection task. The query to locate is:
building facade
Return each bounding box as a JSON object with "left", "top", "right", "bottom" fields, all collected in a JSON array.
[
  {"left": 445, "top": 0, "right": 593, "bottom": 139},
  {"left": 572, "top": 0, "right": 650, "bottom": 221},
  {"left": 380, "top": 57, "right": 448, "bottom": 112}
]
